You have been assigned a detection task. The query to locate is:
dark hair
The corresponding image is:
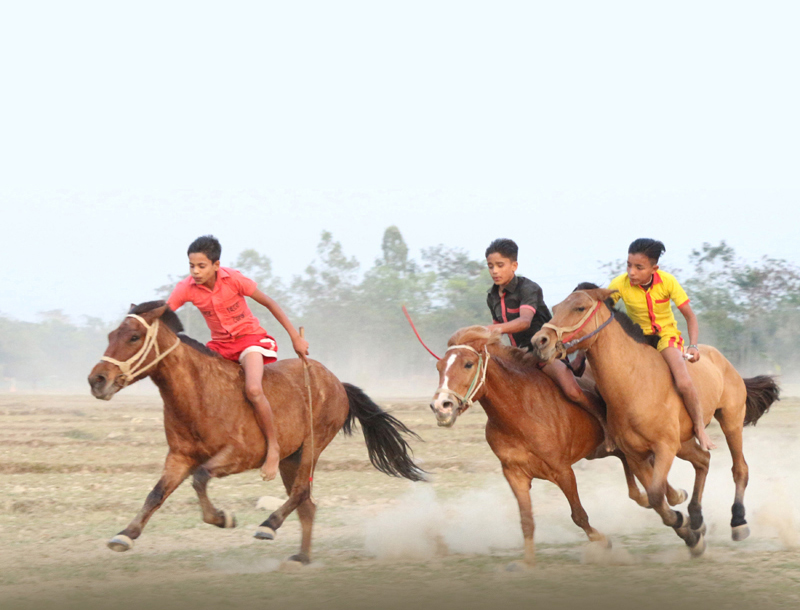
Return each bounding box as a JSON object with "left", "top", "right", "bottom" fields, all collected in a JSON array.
[
  {"left": 628, "top": 238, "right": 665, "bottom": 263},
  {"left": 188, "top": 235, "right": 221, "bottom": 263},
  {"left": 485, "top": 238, "right": 518, "bottom": 262}
]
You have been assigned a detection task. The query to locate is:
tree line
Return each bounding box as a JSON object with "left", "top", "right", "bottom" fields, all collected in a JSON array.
[{"left": 2, "top": 228, "right": 798, "bottom": 391}]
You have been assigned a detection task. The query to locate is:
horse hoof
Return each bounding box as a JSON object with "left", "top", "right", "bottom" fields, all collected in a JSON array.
[
  {"left": 221, "top": 510, "right": 236, "bottom": 529},
  {"left": 287, "top": 553, "right": 311, "bottom": 565},
  {"left": 689, "top": 533, "right": 707, "bottom": 558},
  {"left": 731, "top": 524, "right": 750, "bottom": 541},
  {"left": 692, "top": 521, "right": 707, "bottom": 537},
  {"left": 107, "top": 534, "right": 134, "bottom": 552},
  {"left": 254, "top": 525, "right": 276, "bottom": 540},
  {"left": 671, "top": 489, "right": 689, "bottom": 505},
  {"left": 280, "top": 558, "right": 305, "bottom": 573}
]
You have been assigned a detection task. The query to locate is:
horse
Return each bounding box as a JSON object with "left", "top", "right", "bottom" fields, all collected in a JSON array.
[
  {"left": 429, "top": 326, "right": 688, "bottom": 566},
  {"left": 88, "top": 301, "right": 424, "bottom": 565},
  {"left": 532, "top": 288, "right": 779, "bottom": 557}
]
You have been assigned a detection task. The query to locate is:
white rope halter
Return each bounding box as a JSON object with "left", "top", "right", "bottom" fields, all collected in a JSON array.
[
  {"left": 100, "top": 314, "right": 181, "bottom": 386},
  {"left": 433, "top": 344, "right": 490, "bottom": 409}
]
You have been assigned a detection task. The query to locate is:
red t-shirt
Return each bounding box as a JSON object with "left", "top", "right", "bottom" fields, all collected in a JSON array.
[{"left": 167, "top": 267, "right": 265, "bottom": 342}]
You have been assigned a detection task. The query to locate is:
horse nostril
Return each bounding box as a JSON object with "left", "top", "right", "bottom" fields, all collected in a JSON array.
[
  {"left": 90, "top": 374, "right": 106, "bottom": 387},
  {"left": 442, "top": 400, "right": 454, "bottom": 410},
  {"left": 429, "top": 402, "right": 436, "bottom": 412}
]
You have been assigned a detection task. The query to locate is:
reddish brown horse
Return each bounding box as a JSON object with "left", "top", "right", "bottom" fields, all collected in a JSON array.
[
  {"left": 532, "top": 289, "right": 778, "bottom": 557},
  {"left": 429, "top": 326, "right": 686, "bottom": 566},
  {"left": 88, "top": 301, "right": 423, "bottom": 565}
]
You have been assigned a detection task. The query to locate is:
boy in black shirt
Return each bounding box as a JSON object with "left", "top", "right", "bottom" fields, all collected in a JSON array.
[{"left": 486, "top": 239, "right": 607, "bottom": 435}]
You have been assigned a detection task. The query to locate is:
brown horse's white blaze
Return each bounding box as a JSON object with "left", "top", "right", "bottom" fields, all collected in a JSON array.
[
  {"left": 88, "top": 301, "right": 424, "bottom": 564},
  {"left": 430, "top": 346, "right": 488, "bottom": 427},
  {"left": 532, "top": 288, "right": 778, "bottom": 556}
]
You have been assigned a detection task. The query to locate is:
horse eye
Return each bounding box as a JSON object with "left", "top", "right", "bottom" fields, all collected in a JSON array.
[
  {"left": 465, "top": 362, "right": 474, "bottom": 369},
  {"left": 130, "top": 335, "right": 140, "bottom": 342},
  {"left": 576, "top": 307, "right": 586, "bottom": 312}
]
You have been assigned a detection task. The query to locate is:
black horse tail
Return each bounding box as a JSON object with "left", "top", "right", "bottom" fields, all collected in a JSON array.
[
  {"left": 743, "top": 375, "right": 780, "bottom": 426},
  {"left": 342, "top": 383, "right": 426, "bottom": 482}
]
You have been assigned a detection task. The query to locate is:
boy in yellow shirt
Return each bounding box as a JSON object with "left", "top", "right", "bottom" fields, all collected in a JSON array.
[{"left": 608, "top": 238, "right": 715, "bottom": 451}]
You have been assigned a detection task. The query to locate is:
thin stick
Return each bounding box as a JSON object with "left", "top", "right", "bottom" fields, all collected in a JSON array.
[{"left": 402, "top": 305, "right": 441, "bottom": 360}]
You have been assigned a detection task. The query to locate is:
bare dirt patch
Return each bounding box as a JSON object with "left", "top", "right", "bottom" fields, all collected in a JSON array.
[{"left": 1, "top": 393, "right": 799, "bottom": 610}]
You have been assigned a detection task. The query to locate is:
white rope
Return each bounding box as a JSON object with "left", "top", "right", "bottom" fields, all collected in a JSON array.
[{"left": 101, "top": 314, "right": 181, "bottom": 385}]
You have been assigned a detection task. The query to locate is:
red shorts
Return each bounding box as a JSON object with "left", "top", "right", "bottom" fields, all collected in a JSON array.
[{"left": 207, "top": 333, "right": 278, "bottom": 365}]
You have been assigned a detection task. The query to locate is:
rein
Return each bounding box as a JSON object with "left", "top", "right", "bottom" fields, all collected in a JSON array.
[
  {"left": 433, "top": 344, "right": 490, "bottom": 410},
  {"left": 101, "top": 314, "right": 181, "bottom": 386},
  {"left": 542, "top": 301, "right": 614, "bottom": 358}
]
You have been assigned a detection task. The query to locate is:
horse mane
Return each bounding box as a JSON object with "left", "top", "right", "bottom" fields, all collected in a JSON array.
[
  {"left": 128, "top": 301, "right": 222, "bottom": 359},
  {"left": 448, "top": 326, "right": 545, "bottom": 373},
  {"left": 574, "top": 282, "right": 652, "bottom": 347}
]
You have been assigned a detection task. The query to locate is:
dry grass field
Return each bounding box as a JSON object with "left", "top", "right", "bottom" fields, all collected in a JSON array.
[{"left": 1, "top": 391, "right": 799, "bottom": 610}]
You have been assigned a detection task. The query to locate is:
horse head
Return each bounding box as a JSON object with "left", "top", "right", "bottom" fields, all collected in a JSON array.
[
  {"left": 532, "top": 288, "right": 616, "bottom": 363},
  {"left": 429, "top": 326, "right": 494, "bottom": 427},
  {"left": 88, "top": 301, "right": 182, "bottom": 400}
]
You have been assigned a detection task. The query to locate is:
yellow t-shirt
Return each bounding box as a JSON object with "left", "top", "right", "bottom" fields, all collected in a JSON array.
[{"left": 608, "top": 270, "right": 690, "bottom": 336}]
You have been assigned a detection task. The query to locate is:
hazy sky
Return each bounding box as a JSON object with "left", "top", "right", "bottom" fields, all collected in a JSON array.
[{"left": 2, "top": 2, "right": 798, "bottom": 323}]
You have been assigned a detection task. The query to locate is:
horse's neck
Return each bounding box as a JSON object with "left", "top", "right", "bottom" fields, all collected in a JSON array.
[
  {"left": 480, "top": 351, "right": 549, "bottom": 423},
  {"left": 585, "top": 322, "right": 662, "bottom": 406},
  {"left": 148, "top": 335, "right": 228, "bottom": 416}
]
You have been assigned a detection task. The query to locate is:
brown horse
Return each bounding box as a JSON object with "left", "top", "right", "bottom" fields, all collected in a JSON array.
[
  {"left": 429, "top": 326, "right": 687, "bottom": 566},
  {"left": 532, "top": 289, "right": 778, "bottom": 557},
  {"left": 88, "top": 301, "right": 423, "bottom": 565}
]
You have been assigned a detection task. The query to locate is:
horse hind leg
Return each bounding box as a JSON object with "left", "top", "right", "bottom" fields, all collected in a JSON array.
[
  {"left": 109, "top": 453, "right": 194, "bottom": 552},
  {"left": 192, "top": 447, "right": 239, "bottom": 529},
  {"left": 553, "top": 467, "right": 608, "bottom": 546},
  {"left": 618, "top": 452, "right": 687, "bottom": 508},
  {"left": 255, "top": 445, "right": 317, "bottom": 565},
  {"left": 714, "top": 405, "right": 750, "bottom": 541}
]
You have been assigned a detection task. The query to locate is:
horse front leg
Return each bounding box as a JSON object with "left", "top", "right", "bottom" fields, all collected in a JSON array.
[
  {"left": 108, "top": 452, "right": 194, "bottom": 552},
  {"left": 552, "top": 467, "right": 608, "bottom": 546},
  {"left": 192, "top": 446, "right": 239, "bottom": 529},
  {"left": 631, "top": 448, "right": 705, "bottom": 557},
  {"left": 676, "top": 439, "right": 710, "bottom": 536},
  {"left": 502, "top": 464, "right": 536, "bottom": 566},
  {"left": 616, "top": 451, "right": 688, "bottom": 508}
]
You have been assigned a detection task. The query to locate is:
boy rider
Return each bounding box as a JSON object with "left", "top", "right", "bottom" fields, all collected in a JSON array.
[
  {"left": 485, "top": 239, "right": 608, "bottom": 438},
  {"left": 167, "top": 235, "right": 310, "bottom": 480}
]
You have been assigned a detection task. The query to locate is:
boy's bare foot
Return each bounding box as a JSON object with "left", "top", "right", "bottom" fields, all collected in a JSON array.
[
  {"left": 261, "top": 448, "right": 280, "bottom": 481},
  {"left": 696, "top": 429, "right": 716, "bottom": 451}
]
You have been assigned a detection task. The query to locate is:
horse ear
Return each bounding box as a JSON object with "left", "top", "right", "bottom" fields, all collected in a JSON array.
[
  {"left": 128, "top": 303, "right": 137, "bottom": 313},
  {"left": 582, "top": 288, "right": 618, "bottom": 303}
]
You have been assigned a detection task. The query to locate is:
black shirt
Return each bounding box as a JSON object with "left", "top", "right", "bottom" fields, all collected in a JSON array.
[{"left": 486, "top": 275, "right": 552, "bottom": 350}]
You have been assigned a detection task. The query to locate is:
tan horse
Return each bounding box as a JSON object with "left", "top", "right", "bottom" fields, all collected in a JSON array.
[
  {"left": 532, "top": 289, "right": 778, "bottom": 556},
  {"left": 88, "top": 301, "right": 423, "bottom": 565},
  {"left": 429, "top": 326, "right": 687, "bottom": 566}
]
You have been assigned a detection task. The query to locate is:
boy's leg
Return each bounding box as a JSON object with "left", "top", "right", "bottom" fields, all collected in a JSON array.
[
  {"left": 242, "top": 352, "right": 281, "bottom": 480},
  {"left": 661, "top": 347, "right": 716, "bottom": 451},
  {"left": 542, "top": 359, "right": 613, "bottom": 449}
]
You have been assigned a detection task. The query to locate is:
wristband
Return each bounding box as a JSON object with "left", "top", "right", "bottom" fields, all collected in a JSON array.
[{"left": 687, "top": 344, "right": 698, "bottom": 350}]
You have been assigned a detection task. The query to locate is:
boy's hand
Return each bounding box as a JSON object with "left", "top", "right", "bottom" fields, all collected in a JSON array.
[
  {"left": 486, "top": 325, "right": 502, "bottom": 334},
  {"left": 685, "top": 346, "right": 700, "bottom": 363},
  {"left": 292, "top": 336, "right": 310, "bottom": 362}
]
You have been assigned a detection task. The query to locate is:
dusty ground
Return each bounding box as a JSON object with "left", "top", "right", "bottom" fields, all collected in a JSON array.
[{"left": 1, "top": 392, "right": 799, "bottom": 610}]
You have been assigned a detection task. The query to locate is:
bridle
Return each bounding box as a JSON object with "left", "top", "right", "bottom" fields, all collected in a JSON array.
[
  {"left": 433, "top": 344, "right": 490, "bottom": 410},
  {"left": 101, "top": 314, "right": 181, "bottom": 386},
  {"left": 541, "top": 300, "right": 614, "bottom": 359}
]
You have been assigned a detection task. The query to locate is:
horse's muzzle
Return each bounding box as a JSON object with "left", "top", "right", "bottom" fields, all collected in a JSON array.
[
  {"left": 430, "top": 393, "right": 462, "bottom": 428},
  {"left": 88, "top": 363, "right": 122, "bottom": 400}
]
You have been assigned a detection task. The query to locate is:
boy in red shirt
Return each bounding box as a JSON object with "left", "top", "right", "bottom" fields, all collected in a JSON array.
[{"left": 167, "top": 235, "right": 309, "bottom": 480}]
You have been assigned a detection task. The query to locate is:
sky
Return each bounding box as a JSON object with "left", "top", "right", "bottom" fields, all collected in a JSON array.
[{"left": 1, "top": 1, "right": 798, "bottom": 323}]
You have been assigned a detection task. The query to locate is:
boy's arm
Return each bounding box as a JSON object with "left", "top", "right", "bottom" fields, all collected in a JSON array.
[
  {"left": 487, "top": 309, "right": 534, "bottom": 335},
  {"left": 249, "top": 289, "right": 309, "bottom": 361},
  {"left": 677, "top": 302, "right": 700, "bottom": 362}
]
